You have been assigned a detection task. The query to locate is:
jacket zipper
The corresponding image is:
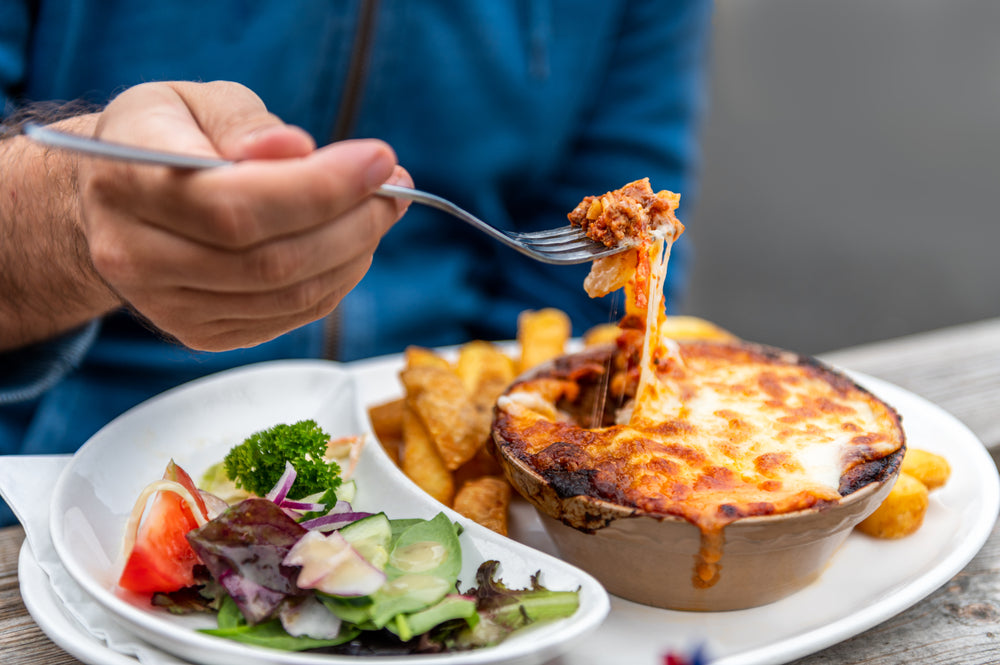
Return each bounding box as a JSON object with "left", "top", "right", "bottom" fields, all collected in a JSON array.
[
  {"left": 331, "top": 0, "right": 379, "bottom": 142},
  {"left": 324, "top": 0, "right": 380, "bottom": 359}
]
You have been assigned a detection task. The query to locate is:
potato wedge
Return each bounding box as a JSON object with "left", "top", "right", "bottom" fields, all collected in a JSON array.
[
  {"left": 401, "top": 404, "right": 455, "bottom": 506},
  {"left": 660, "top": 315, "right": 738, "bottom": 342},
  {"left": 378, "top": 434, "right": 403, "bottom": 466},
  {"left": 368, "top": 397, "right": 405, "bottom": 443},
  {"left": 856, "top": 472, "right": 929, "bottom": 539},
  {"left": 901, "top": 448, "right": 951, "bottom": 491},
  {"left": 404, "top": 345, "right": 453, "bottom": 370},
  {"left": 583, "top": 323, "right": 622, "bottom": 347},
  {"left": 518, "top": 308, "right": 571, "bottom": 372},
  {"left": 453, "top": 476, "right": 512, "bottom": 536},
  {"left": 401, "top": 363, "right": 481, "bottom": 470},
  {"left": 454, "top": 445, "right": 504, "bottom": 487},
  {"left": 457, "top": 341, "right": 517, "bottom": 453},
  {"left": 457, "top": 340, "right": 516, "bottom": 397}
]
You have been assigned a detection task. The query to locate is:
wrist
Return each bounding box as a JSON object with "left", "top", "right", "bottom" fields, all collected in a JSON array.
[{"left": 0, "top": 111, "right": 122, "bottom": 351}]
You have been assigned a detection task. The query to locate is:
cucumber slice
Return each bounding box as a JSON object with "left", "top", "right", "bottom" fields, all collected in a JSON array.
[
  {"left": 335, "top": 479, "right": 357, "bottom": 503},
  {"left": 339, "top": 512, "right": 391, "bottom": 570},
  {"left": 388, "top": 517, "right": 425, "bottom": 540}
]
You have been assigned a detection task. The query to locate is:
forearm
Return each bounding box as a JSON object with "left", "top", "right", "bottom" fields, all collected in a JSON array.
[
  {"left": 1, "top": 81, "right": 408, "bottom": 355},
  {"left": 0, "top": 112, "right": 121, "bottom": 351}
]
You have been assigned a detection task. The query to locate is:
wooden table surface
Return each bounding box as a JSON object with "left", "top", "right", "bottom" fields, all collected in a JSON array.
[{"left": 3, "top": 318, "right": 1000, "bottom": 665}]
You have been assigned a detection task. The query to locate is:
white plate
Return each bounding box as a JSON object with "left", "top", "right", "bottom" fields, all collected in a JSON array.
[
  {"left": 48, "top": 360, "right": 610, "bottom": 665},
  {"left": 43, "top": 355, "right": 999, "bottom": 665},
  {"left": 19, "top": 541, "right": 144, "bottom": 665},
  {"left": 351, "top": 354, "right": 1000, "bottom": 665}
]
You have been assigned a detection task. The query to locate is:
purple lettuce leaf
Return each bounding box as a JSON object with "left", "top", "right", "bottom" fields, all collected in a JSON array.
[{"left": 186, "top": 498, "right": 308, "bottom": 624}]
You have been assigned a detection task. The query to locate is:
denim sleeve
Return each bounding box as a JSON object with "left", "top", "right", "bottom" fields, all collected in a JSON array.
[
  {"left": 0, "top": 2, "right": 89, "bottom": 405},
  {"left": 0, "top": 321, "right": 101, "bottom": 404},
  {"left": 0, "top": 0, "right": 31, "bottom": 115}
]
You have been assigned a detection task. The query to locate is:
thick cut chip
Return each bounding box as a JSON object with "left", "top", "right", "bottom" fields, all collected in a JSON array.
[
  {"left": 517, "top": 308, "right": 571, "bottom": 372},
  {"left": 405, "top": 345, "right": 453, "bottom": 370},
  {"left": 583, "top": 316, "right": 739, "bottom": 348},
  {"left": 856, "top": 472, "right": 929, "bottom": 539},
  {"left": 453, "top": 476, "right": 512, "bottom": 536},
  {"left": 368, "top": 397, "right": 405, "bottom": 443},
  {"left": 900, "top": 448, "right": 951, "bottom": 490},
  {"left": 583, "top": 323, "right": 623, "bottom": 347},
  {"left": 401, "top": 404, "right": 455, "bottom": 506},
  {"left": 456, "top": 340, "right": 516, "bottom": 463},
  {"left": 401, "top": 363, "right": 481, "bottom": 471},
  {"left": 457, "top": 340, "right": 516, "bottom": 398},
  {"left": 660, "top": 316, "right": 739, "bottom": 342},
  {"left": 454, "top": 446, "right": 504, "bottom": 487}
]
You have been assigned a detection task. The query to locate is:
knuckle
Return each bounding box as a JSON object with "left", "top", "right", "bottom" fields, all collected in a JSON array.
[
  {"left": 317, "top": 256, "right": 371, "bottom": 318},
  {"left": 308, "top": 291, "right": 342, "bottom": 322},
  {"left": 174, "top": 319, "right": 234, "bottom": 353},
  {"left": 286, "top": 273, "right": 327, "bottom": 314},
  {"left": 178, "top": 330, "right": 221, "bottom": 352},
  {"left": 88, "top": 233, "right": 133, "bottom": 284},
  {"left": 208, "top": 193, "right": 258, "bottom": 247},
  {"left": 348, "top": 203, "right": 387, "bottom": 251},
  {"left": 81, "top": 164, "right": 131, "bottom": 207},
  {"left": 246, "top": 242, "right": 297, "bottom": 286}
]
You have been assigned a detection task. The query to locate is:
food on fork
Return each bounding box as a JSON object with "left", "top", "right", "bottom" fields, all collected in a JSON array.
[{"left": 567, "top": 177, "right": 683, "bottom": 249}]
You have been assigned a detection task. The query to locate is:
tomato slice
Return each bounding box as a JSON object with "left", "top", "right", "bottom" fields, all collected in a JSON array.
[
  {"left": 168, "top": 460, "right": 208, "bottom": 518},
  {"left": 118, "top": 460, "right": 209, "bottom": 593}
]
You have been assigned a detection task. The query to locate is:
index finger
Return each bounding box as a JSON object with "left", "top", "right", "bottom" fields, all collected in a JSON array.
[{"left": 140, "top": 139, "right": 400, "bottom": 248}]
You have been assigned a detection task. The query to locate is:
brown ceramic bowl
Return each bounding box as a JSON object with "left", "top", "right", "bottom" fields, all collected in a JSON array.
[{"left": 491, "top": 341, "right": 904, "bottom": 611}]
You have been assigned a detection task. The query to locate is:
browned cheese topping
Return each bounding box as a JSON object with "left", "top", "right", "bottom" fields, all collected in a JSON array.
[{"left": 497, "top": 341, "right": 903, "bottom": 526}]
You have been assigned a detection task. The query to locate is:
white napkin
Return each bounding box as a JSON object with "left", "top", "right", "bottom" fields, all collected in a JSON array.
[{"left": 0, "top": 454, "right": 187, "bottom": 665}]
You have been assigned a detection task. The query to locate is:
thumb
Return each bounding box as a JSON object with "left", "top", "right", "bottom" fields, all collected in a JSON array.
[{"left": 167, "top": 81, "right": 315, "bottom": 161}]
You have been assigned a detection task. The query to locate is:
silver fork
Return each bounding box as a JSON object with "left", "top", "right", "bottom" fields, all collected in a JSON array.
[{"left": 22, "top": 123, "right": 623, "bottom": 265}]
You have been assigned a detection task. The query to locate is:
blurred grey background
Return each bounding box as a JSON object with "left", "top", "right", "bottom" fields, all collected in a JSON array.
[{"left": 683, "top": 0, "right": 1000, "bottom": 355}]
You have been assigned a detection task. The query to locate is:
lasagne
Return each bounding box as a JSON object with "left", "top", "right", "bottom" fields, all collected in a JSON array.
[{"left": 493, "top": 180, "right": 905, "bottom": 589}]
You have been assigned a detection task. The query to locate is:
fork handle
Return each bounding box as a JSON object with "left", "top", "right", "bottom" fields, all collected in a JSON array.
[
  {"left": 23, "top": 123, "right": 234, "bottom": 169},
  {"left": 26, "top": 125, "right": 442, "bottom": 206},
  {"left": 375, "top": 183, "right": 453, "bottom": 208},
  {"left": 24, "top": 123, "right": 491, "bottom": 240},
  {"left": 373, "top": 183, "right": 515, "bottom": 246}
]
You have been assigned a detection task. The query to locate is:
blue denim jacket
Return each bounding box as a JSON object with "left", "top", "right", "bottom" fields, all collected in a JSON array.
[{"left": 0, "top": 0, "right": 711, "bottom": 523}]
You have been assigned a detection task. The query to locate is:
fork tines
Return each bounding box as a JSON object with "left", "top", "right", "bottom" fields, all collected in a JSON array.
[{"left": 510, "top": 226, "right": 619, "bottom": 264}]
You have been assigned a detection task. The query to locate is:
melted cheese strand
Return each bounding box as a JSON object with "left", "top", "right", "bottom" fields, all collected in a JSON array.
[{"left": 630, "top": 235, "right": 683, "bottom": 426}]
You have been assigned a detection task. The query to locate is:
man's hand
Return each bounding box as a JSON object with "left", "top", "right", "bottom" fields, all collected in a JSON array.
[{"left": 73, "top": 80, "right": 410, "bottom": 351}]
